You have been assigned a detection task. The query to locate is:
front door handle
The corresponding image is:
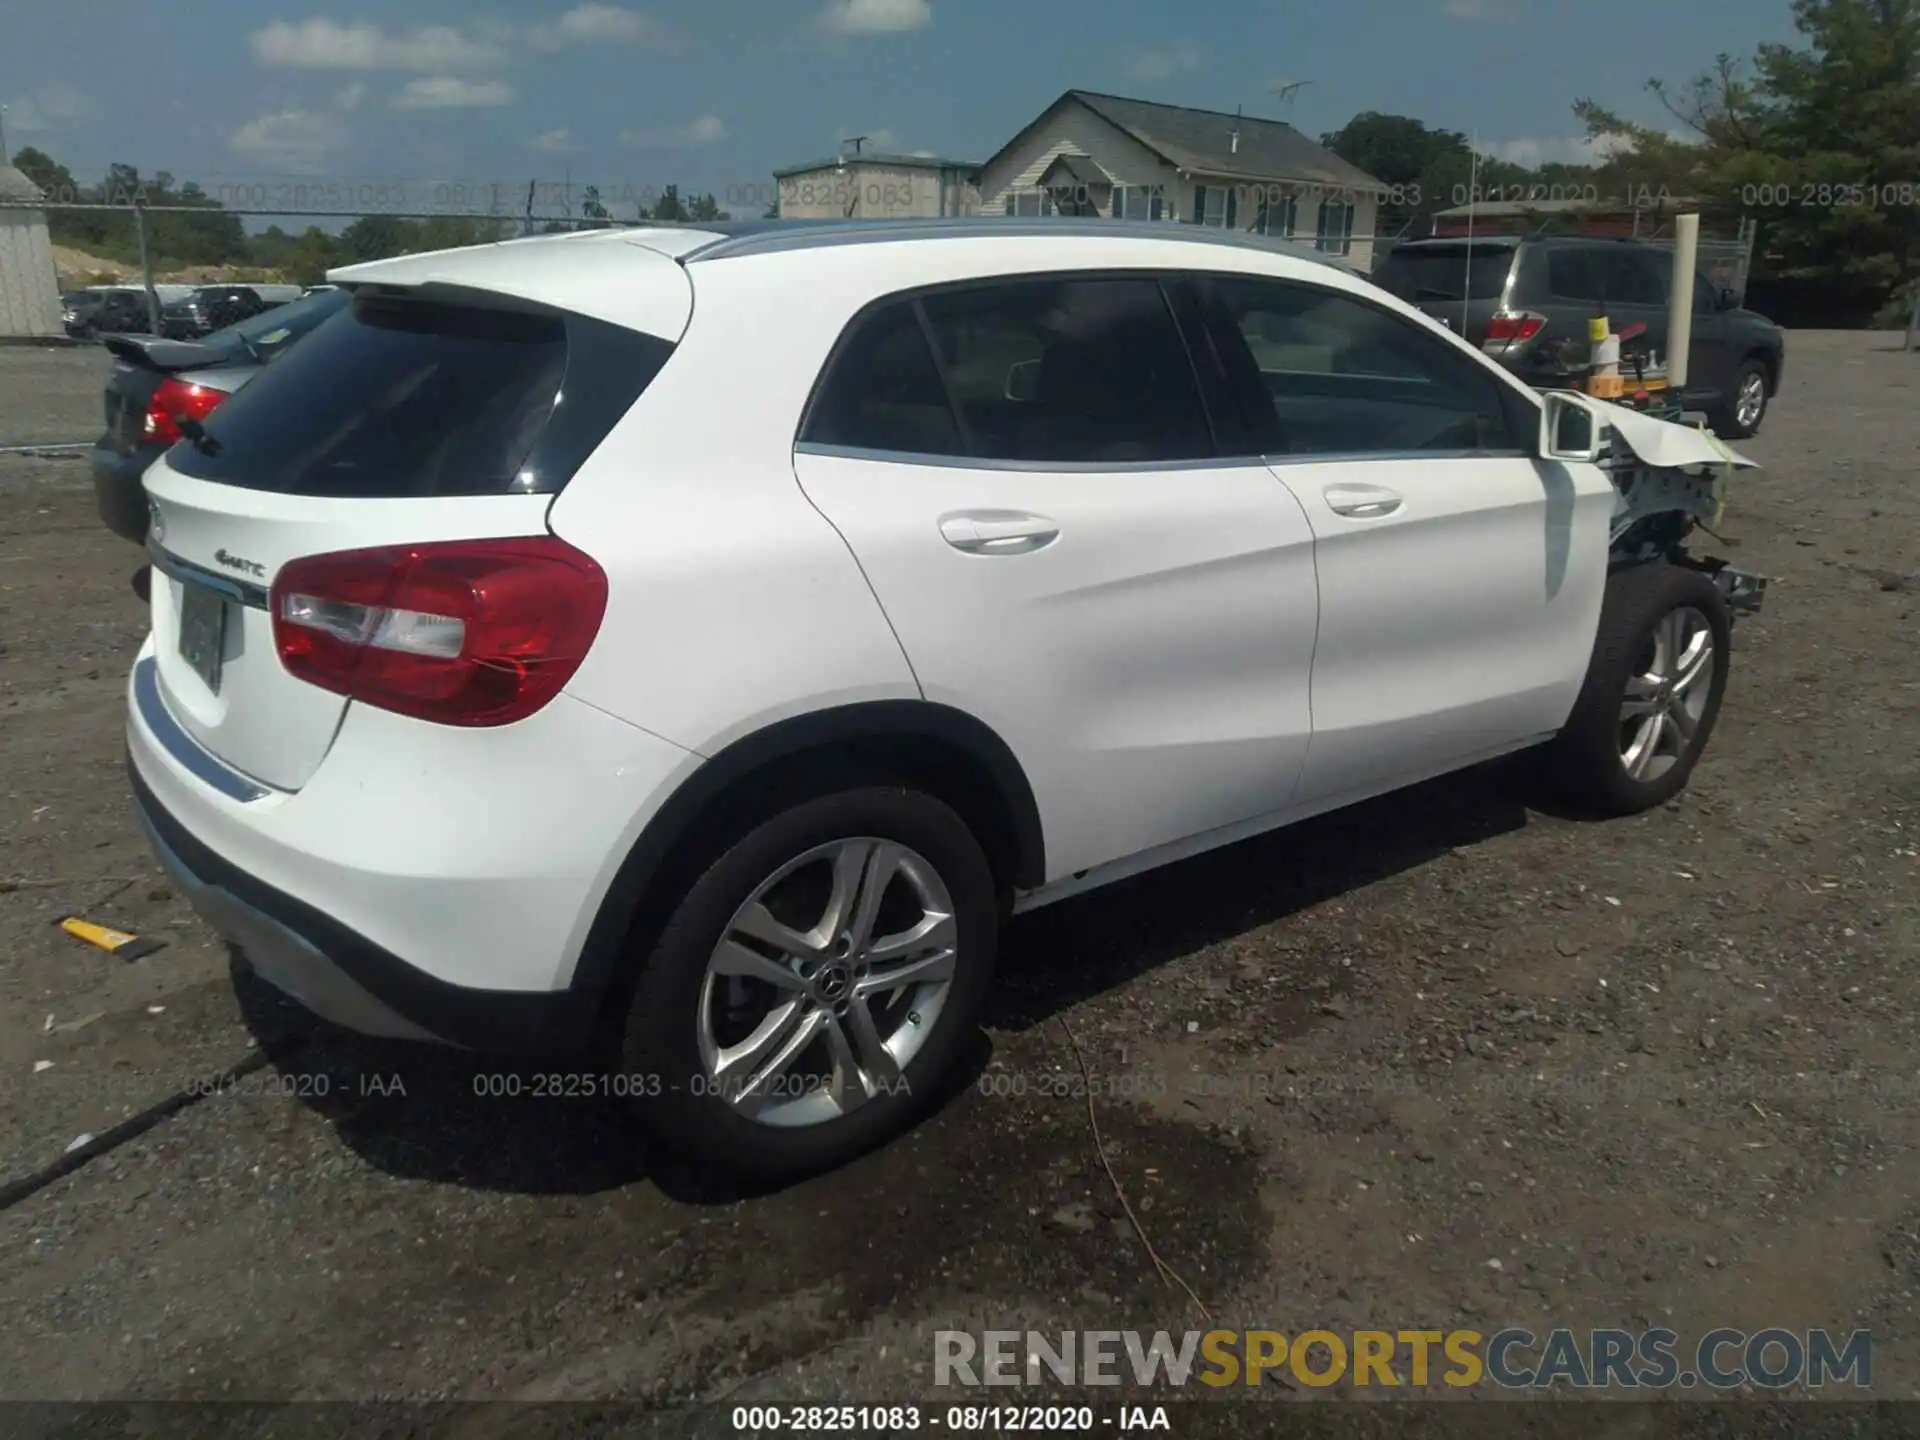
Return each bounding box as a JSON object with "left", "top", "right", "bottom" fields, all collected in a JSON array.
[
  {"left": 1325, "top": 485, "right": 1403, "bottom": 519},
  {"left": 939, "top": 511, "right": 1060, "bottom": 555}
]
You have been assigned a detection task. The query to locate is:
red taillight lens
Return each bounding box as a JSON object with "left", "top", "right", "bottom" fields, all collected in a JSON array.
[
  {"left": 1484, "top": 311, "right": 1547, "bottom": 346},
  {"left": 270, "top": 537, "right": 608, "bottom": 727},
  {"left": 143, "top": 376, "right": 227, "bottom": 444}
]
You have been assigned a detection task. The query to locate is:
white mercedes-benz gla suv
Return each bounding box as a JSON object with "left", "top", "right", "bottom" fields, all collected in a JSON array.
[{"left": 126, "top": 217, "right": 1762, "bottom": 1178}]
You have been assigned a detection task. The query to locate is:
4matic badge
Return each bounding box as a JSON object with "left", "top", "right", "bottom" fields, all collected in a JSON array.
[{"left": 213, "top": 549, "right": 267, "bottom": 578}]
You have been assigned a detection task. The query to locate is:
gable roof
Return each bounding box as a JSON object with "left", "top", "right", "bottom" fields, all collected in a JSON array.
[{"left": 983, "top": 90, "right": 1386, "bottom": 193}]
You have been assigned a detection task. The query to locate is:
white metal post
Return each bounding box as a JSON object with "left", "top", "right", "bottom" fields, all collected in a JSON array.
[{"left": 1667, "top": 212, "right": 1700, "bottom": 392}]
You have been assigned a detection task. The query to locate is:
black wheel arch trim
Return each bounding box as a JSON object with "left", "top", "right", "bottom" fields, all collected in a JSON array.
[{"left": 564, "top": 699, "right": 1046, "bottom": 1029}]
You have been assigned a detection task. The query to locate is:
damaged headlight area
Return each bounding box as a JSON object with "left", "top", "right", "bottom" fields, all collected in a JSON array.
[{"left": 1585, "top": 397, "right": 1770, "bottom": 616}]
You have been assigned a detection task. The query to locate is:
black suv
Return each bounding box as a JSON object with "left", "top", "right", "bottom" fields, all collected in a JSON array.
[
  {"left": 1373, "top": 235, "right": 1786, "bottom": 438},
  {"left": 160, "top": 285, "right": 280, "bottom": 340}
]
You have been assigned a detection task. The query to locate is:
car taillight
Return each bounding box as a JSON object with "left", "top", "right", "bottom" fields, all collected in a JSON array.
[
  {"left": 1483, "top": 311, "right": 1547, "bottom": 349},
  {"left": 143, "top": 376, "right": 227, "bottom": 444},
  {"left": 270, "top": 537, "right": 608, "bottom": 728}
]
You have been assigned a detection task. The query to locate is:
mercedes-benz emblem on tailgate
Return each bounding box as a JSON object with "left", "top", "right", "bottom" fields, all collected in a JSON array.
[{"left": 148, "top": 500, "right": 165, "bottom": 545}]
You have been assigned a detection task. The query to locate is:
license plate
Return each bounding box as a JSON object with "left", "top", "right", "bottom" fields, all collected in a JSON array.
[{"left": 177, "top": 582, "right": 228, "bottom": 694}]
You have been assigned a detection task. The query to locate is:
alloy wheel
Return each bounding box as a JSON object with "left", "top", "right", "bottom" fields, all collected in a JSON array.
[
  {"left": 1618, "top": 605, "right": 1716, "bottom": 781},
  {"left": 696, "top": 837, "right": 958, "bottom": 1128}
]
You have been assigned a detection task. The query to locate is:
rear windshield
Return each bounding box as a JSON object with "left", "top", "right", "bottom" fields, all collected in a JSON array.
[
  {"left": 203, "top": 286, "right": 348, "bottom": 363},
  {"left": 1374, "top": 245, "right": 1516, "bottom": 303},
  {"left": 167, "top": 291, "right": 674, "bottom": 497}
]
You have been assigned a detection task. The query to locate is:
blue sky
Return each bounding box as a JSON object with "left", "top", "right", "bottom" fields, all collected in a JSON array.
[{"left": 3, "top": 0, "right": 1801, "bottom": 221}]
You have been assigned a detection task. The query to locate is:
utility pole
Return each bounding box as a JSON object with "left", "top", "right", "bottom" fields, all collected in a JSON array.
[
  {"left": 132, "top": 195, "right": 160, "bottom": 336},
  {"left": 843, "top": 135, "right": 869, "bottom": 156},
  {"left": 0, "top": 104, "right": 10, "bottom": 164}
]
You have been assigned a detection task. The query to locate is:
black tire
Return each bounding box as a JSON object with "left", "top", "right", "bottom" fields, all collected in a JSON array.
[
  {"left": 621, "top": 785, "right": 997, "bottom": 1182},
  {"left": 1709, "top": 357, "right": 1770, "bottom": 439},
  {"left": 1545, "top": 562, "right": 1732, "bottom": 816}
]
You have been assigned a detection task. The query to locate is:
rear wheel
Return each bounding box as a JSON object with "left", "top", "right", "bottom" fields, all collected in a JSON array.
[
  {"left": 1545, "top": 562, "right": 1731, "bottom": 815},
  {"left": 1709, "top": 358, "right": 1770, "bottom": 439},
  {"left": 621, "top": 786, "right": 997, "bottom": 1181}
]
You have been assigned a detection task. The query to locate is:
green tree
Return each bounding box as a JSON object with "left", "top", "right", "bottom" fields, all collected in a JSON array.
[
  {"left": 339, "top": 214, "right": 406, "bottom": 264},
  {"left": 1322, "top": 111, "right": 1539, "bottom": 231},
  {"left": 648, "top": 184, "right": 690, "bottom": 222},
  {"left": 684, "top": 192, "right": 730, "bottom": 222},
  {"left": 580, "top": 185, "right": 612, "bottom": 228},
  {"left": 1578, "top": 0, "right": 1920, "bottom": 310}
]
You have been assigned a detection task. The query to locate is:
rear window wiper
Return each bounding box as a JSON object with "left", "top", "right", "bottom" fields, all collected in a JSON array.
[{"left": 175, "top": 417, "right": 222, "bottom": 457}]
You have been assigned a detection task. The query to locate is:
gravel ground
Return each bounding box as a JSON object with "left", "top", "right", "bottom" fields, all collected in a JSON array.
[{"left": 0, "top": 333, "right": 1915, "bottom": 1429}]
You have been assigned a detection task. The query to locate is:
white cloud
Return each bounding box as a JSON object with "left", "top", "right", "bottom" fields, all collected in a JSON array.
[
  {"left": 528, "top": 4, "right": 682, "bottom": 50},
  {"left": 528, "top": 127, "right": 581, "bottom": 153},
  {"left": 1121, "top": 42, "right": 1205, "bottom": 82},
  {"left": 1442, "top": 0, "right": 1525, "bottom": 18},
  {"left": 229, "top": 109, "right": 350, "bottom": 171},
  {"left": 332, "top": 81, "right": 366, "bottom": 111},
  {"left": 620, "top": 113, "right": 728, "bottom": 147},
  {"left": 391, "top": 76, "right": 518, "bottom": 109},
  {"left": 251, "top": 20, "right": 508, "bottom": 71},
  {"left": 819, "top": 0, "right": 932, "bottom": 35},
  {"left": 4, "top": 83, "right": 98, "bottom": 135},
  {"left": 1483, "top": 134, "right": 1629, "bottom": 167}
]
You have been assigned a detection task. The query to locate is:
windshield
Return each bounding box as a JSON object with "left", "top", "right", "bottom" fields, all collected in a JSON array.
[{"left": 1374, "top": 245, "right": 1516, "bottom": 303}]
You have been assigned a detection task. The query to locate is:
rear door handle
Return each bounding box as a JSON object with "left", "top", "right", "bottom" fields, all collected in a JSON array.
[
  {"left": 1324, "top": 485, "right": 1403, "bottom": 519},
  {"left": 939, "top": 512, "right": 1060, "bottom": 555}
]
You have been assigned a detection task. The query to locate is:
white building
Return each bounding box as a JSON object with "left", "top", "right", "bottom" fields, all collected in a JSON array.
[
  {"left": 974, "top": 90, "right": 1388, "bottom": 270},
  {"left": 0, "top": 166, "right": 65, "bottom": 339},
  {"left": 774, "top": 153, "right": 981, "bottom": 220}
]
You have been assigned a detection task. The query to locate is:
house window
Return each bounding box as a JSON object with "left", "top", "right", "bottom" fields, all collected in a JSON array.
[
  {"left": 1255, "top": 192, "right": 1298, "bottom": 238},
  {"left": 1316, "top": 199, "right": 1354, "bottom": 255},
  {"left": 1007, "top": 189, "right": 1057, "bottom": 217},
  {"left": 1113, "top": 185, "right": 1166, "bottom": 221},
  {"left": 1191, "top": 184, "right": 1238, "bottom": 228}
]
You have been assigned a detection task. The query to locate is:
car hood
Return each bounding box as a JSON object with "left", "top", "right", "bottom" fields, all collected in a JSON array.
[{"left": 1591, "top": 399, "right": 1759, "bottom": 471}]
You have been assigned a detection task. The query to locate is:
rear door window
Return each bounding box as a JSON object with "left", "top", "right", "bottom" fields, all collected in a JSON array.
[
  {"left": 167, "top": 291, "right": 673, "bottom": 497},
  {"left": 1373, "top": 245, "right": 1516, "bottom": 304},
  {"left": 1599, "top": 248, "right": 1667, "bottom": 306},
  {"left": 917, "top": 277, "right": 1214, "bottom": 464},
  {"left": 802, "top": 300, "right": 961, "bottom": 455},
  {"left": 1547, "top": 248, "right": 1606, "bottom": 302}
]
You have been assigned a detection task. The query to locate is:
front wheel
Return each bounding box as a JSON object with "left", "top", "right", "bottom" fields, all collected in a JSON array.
[
  {"left": 1545, "top": 563, "right": 1732, "bottom": 815},
  {"left": 1709, "top": 358, "right": 1770, "bottom": 439},
  {"left": 620, "top": 786, "right": 998, "bottom": 1181}
]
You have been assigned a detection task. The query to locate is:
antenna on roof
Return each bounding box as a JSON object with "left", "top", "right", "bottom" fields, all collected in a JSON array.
[{"left": 1269, "top": 79, "right": 1312, "bottom": 115}]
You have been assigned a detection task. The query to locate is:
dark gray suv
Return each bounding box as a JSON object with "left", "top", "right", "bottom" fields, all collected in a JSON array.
[{"left": 1374, "top": 235, "right": 1785, "bottom": 438}]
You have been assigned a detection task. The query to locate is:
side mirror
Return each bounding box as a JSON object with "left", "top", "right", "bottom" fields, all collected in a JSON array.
[
  {"left": 1004, "top": 358, "right": 1041, "bottom": 402},
  {"left": 1539, "top": 390, "right": 1603, "bottom": 463}
]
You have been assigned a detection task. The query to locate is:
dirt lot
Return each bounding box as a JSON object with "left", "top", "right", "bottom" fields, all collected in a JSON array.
[{"left": 0, "top": 334, "right": 1916, "bottom": 1428}]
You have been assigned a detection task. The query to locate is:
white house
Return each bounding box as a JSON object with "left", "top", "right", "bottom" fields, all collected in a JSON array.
[
  {"left": 0, "top": 166, "right": 66, "bottom": 339},
  {"left": 775, "top": 153, "right": 981, "bottom": 220},
  {"left": 974, "top": 90, "right": 1388, "bottom": 269}
]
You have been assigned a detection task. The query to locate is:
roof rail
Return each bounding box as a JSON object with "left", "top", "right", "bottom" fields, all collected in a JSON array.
[{"left": 680, "top": 215, "right": 1364, "bottom": 273}]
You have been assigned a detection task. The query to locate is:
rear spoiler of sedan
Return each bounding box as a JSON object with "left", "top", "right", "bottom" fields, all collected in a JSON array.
[{"left": 99, "top": 333, "right": 230, "bottom": 373}]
